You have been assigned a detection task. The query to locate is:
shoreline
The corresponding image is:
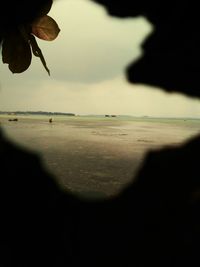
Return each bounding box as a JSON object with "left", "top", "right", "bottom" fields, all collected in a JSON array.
[{"left": 1, "top": 115, "right": 200, "bottom": 198}]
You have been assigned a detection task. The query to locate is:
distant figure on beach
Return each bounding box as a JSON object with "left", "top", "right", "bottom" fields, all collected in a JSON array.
[{"left": 49, "top": 118, "right": 52, "bottom": 123}]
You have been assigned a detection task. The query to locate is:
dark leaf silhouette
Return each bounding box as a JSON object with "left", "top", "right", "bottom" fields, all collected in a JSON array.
[
  {"left": 30, "top": 34, "right": 50, "bottom": 75},
  {"left": 2, "top": 31, "right": 32, "bottom": 73},
  {"left": 32, "top": 15, "right": 60, "bottom": 41},
  {"left": 36, "top": 0, "right": 53, "bottom": 17},
  {"left": 1, "top": 1, "right": 60, "bottom": 75}
]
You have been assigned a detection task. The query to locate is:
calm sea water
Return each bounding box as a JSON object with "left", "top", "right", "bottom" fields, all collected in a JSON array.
[{"left": 1, "top": 114, "right": 200, "bottom": 198}]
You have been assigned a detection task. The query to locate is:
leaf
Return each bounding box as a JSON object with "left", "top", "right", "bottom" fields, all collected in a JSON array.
[
  {"left": 32, "top": 15, "right": 60, "bottom": 41},
  {"left": 36, "top": 0, "right": 53, "bottom": 17},
  {"left": 29, "top": 34, "right": 50, "bottom": 75},
  {"left": 2, "top": 31, "right": 32, "bottom": 73},
  {"left": 18, "top": 25, "right": 50, "bottom": 75}
]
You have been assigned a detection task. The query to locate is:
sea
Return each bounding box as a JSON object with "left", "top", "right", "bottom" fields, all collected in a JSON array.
[{"left": 1, "top": 114, "right": 200, "bottom": 198}]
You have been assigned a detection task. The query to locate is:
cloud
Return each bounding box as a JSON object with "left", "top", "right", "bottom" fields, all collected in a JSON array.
[
  {"left": 0, "top": 0, "right": 200, "bottom": 117},
  {"left": 35, "top": 0, "right": 153, "bottom": 83},
  {"left": 0, "top": 0, "right": 152, "bottom": 83},
  {"left": 1, "top": 74, "right": 200, "bottom": 118}
]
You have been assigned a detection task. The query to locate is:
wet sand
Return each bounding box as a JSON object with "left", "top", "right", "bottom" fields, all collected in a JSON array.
[{"left": 1, "top": 115, "right": 200, "bottom": 198}]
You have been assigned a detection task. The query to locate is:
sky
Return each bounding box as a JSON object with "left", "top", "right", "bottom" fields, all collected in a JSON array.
[{"left": 0, "top": 0, "right": 200, "bottom": 117}]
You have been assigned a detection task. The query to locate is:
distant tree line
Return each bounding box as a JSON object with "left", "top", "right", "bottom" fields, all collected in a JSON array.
[{"left": 0, "top": 111, "right": 75, "bottom": 116}]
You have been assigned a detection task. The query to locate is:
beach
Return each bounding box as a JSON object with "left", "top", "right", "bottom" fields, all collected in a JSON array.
[{"left": 1, "top": 115, "right": 200, "bottom": 198}]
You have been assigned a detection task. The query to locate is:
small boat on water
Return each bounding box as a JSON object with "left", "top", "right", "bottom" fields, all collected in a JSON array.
[{"left": 8, "top": 118, "right": 18, "bottom": 122}]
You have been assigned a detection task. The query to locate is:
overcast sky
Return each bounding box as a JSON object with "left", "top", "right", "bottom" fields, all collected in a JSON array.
[{"left": 0, "top": 0, "right": 200, "bottom": 117}]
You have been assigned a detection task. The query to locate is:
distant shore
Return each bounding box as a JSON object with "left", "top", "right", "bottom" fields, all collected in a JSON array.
[
  {"left": 0, "top": 111, "right": 75, "bottom": 116},
  {"left": 1, "top": 111, "right": 200, "bottom": 121}
]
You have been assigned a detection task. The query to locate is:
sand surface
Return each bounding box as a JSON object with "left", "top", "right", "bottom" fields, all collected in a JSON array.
[{"left": 1, "top": 115, "right": 200, "bottom": 198}]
